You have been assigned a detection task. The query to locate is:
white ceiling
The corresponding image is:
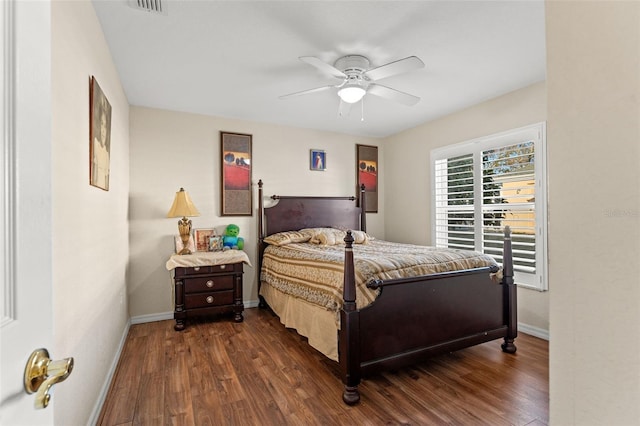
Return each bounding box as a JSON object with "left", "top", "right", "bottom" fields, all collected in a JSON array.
[{"left": 92, "top": 0, "right": 546, "bottom": 139}]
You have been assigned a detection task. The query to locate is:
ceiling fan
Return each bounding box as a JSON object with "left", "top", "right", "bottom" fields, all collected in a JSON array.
[{"left": 279, "top": 55, "right": 425, "bottom": 116}]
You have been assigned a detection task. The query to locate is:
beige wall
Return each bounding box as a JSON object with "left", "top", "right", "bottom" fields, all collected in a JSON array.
[
  {"left": 51, "top": 1, "right": 130, "bottom": 424},
  {"left": 383, "top": 81, "right": 549, "bottom": 334},
  {"left": 546, "top": 2, "right": 640, "bottom": 425},
  {"left": 128, "top": 107, "right": 382, "bottom": 319}
]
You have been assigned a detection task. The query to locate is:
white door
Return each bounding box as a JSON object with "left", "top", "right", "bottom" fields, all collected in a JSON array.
[{"left": 1, "top": 1, "right": 55, "bottom": 424}]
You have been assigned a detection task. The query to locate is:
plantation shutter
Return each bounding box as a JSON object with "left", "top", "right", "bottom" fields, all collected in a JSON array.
[
  {"left": 481, "top": 142, "right": 536, "bottom": 274},
  {"left": 432, "top": 123, "right": 547, "bottom": 291},
  {"left": 434, "top": 154, "right": 475, "bottom": 251}
]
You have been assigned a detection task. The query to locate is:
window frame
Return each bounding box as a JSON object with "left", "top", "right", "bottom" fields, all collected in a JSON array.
[{"left": 430, "top": 122, "right": 548, "bottom": 291}]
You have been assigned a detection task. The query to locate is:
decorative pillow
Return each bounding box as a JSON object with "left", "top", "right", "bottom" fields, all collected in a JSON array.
[
  {"left": 328, "top": 226, "right": 372, "bottom": 244},
  {"left": 302, "top": 228, "right": 343, "bottom": 245},
  {"left": 311, "top": 230, "right": 339, "bottom": 245},
  {"left": 263, "top": 230, "right": 312, "bottom": 246},
  {"left": 350, "top": 230, "right": 370, "bottom": 244},
  {"left": 303, "top": 227, "right": 371, "bottom": 245}
]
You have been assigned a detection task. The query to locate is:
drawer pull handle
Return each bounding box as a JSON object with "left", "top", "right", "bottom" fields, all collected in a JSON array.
[
  {"left": 219, "top": 264, "right": 226, "bottom": 270},
  {"left": 206, "top": 296, "right": 214, "bottom": 304},
  {"left": 193, "top": 267, "right": 200, "bottom": 272},
  {"left": 206, "top": 280, "right": 214, "bottom": 288}
]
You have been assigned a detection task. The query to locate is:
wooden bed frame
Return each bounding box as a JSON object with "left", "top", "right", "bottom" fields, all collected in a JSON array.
[{"left": 257, "top": 180, "right": 517, "bottom": 405}]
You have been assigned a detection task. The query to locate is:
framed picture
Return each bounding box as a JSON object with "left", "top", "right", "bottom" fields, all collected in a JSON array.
[
  {"left": 174, "top": 235, "right": 195, "bottom": 254},
  {"left": 209, "top": 235, "right": 224, "bottom": 252},
  {"left": 221, "top": 131, "right": 252, "bottom": 216},
  {"left": 89, "top": 76, "right": 112, "bottom": 191},
  {"left": 356, "top": 144, "right": 378, "bottom": 213},
  {"left": 194, "top": 228, "right": 215, "bottom": 252},
  {"left": 310, "top": 149, "right": 326, "bottom": 171}
]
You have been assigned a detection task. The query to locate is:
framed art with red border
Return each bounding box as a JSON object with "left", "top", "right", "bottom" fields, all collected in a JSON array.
[
  {"left": 357, "top": 144, "right": 378, "bottom": 213},
  {"left": 221, "top": 131, "right": 252, "bottom": 216}
]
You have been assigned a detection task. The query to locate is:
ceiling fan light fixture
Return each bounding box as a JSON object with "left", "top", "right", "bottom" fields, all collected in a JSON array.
[{"left": 338, "top": 86, "right": 366, "bottom": 104}]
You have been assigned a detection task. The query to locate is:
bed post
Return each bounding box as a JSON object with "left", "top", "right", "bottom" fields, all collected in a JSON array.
[
  {"left": 501, "top": 225, "right": 518, "bottom": 353},
  {"left": 340, "top": 231, "right": 361, "bottom": 405},
  {"left": 258, "top": 180, "right": 264, "bottom": 240},
  {"left": 257, "top": 180, "right": 266, "bottom": 308},
  {"left": 359, "top": 184, "right": 367, "bottom": 232}
]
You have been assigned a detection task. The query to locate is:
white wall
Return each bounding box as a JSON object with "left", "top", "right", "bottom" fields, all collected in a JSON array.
[
  {"left": 383, "top": 82, "right": 549, "bottom": 334},
  {"left": 546, "top": 2, "right": 640, "bottom": 425},
  {"left": 128, "top": 107, "right": 382, "bottom": 319},
  {"left": 51, "top": 1, "right": 130, "bottom": 424}
]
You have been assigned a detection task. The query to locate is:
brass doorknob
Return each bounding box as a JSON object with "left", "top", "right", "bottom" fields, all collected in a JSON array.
[{"left": 24, "top": 348, "right": 74, "bottom": 409}]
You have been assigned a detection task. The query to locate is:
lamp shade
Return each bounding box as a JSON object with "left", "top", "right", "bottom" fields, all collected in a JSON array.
[
  {"left": 167, "top": 188, "right": 200, "bottom": 218},
  {"left": 338, "top": 85, "right": 366, "bottom": 104}
]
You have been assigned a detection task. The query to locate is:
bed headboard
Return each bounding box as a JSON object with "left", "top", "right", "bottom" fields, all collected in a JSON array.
[{"left": 257, "top": 180, "right": 366, "bottom": 238}]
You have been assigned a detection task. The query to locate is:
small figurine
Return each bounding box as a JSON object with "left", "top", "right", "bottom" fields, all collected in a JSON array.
[{"left": 222, "top": 224, "right": 244, "bottom": 250}]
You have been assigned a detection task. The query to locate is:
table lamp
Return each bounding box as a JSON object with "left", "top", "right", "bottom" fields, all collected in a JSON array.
[{"left": 167, "top": 188, "right": 200, "bottom": 255}]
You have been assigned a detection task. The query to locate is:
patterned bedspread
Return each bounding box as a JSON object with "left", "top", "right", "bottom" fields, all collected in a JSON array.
[{"left": 260, "top": 238, "right": 498, "bottom": 312}]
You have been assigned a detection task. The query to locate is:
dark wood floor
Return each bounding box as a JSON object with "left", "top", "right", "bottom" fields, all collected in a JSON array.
[{"left": 98, "top": 307, "right": 549, "bottom": 425}]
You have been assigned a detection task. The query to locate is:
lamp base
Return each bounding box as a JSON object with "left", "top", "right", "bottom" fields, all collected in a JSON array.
[{"left": 178, "top": 217, "right": 192, "bottom": 255}]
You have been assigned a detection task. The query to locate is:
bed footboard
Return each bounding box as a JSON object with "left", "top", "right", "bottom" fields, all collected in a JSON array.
[{"left": 338, "top": 227, "right": 517, "bottom": 405}]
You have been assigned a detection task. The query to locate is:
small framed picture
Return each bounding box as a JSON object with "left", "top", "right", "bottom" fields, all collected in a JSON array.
[
  {"left": 174, "top": 235, "right": 195, "bottom": 254},
  {"left": 310, "top": 149, "right": 326, "bottom": 171},
  {"left": 209, "top": 235, "right": 223, "bottom": 251},
  {"left": 194, "top": 228, "right": 215, "bottom": 252}
]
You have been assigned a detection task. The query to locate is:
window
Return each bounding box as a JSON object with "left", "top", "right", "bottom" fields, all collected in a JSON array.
[{"left": 431, "top": 123, "right": 547, "bottom": 291}]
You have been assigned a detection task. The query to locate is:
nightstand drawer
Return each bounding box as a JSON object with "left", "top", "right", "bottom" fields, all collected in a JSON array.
[
  {"left": 184, "top": 290, "right": 234, "bottom": 309},
  {"left": 182, "top": 263, "right": 239, "bottom": 275},
  {"left": 184, "top": 275, "right": 234, "bottom": 293}
]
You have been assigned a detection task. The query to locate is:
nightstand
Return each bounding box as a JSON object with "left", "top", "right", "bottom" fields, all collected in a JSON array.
[{"left": 166, "top": 251, "right": 251, "bottom": 331}]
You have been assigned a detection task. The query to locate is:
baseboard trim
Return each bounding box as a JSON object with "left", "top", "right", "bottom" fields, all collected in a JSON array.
[
  {"left": 245, "top": 299, "right": 260, "bottom": 309},
  {"left": 518, "top": 322, "right": 549, "bottom": 341},
  {"left": 130, "top": 311, "right": 173, "bottom": 324},
  {"left": 130, "top": 299, "right": 261, "bottom": 325},
  {"left": 87, "top": 318, "right": 131, "bottom": 426}
]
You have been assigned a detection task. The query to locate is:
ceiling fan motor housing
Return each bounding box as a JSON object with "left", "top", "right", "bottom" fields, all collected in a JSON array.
[
  {"left": 335, "top": 55, "right": 371, "bottom": 93},
  {"left": 334, "top": 55, "right": 370, "bottom": 77}
]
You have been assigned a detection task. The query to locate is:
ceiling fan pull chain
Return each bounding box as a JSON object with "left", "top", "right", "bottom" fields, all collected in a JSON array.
[{"left": 361, "top": 97, "right": 365, "bottom": 122}]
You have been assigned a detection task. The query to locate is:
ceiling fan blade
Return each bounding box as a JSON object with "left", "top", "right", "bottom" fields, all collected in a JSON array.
[
  {"left": 279, "top": 85, "right": 333, "bottom": 100},
  {"left": 338, "top": 99, "right": 352, "bottom": 117},
  {"left": 364, "top": 56, "right": 425, "bottom": 81},
  {"left": 299, "top": 56, "right": 346, "bottom": 80},
  {"left": 367, "top": 84, "right": 421, "bottom": 106}
]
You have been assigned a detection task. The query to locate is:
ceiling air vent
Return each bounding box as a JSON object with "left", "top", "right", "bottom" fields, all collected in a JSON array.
[{"left": 128, "top": 0, "right": 167, "bottom": 15}]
